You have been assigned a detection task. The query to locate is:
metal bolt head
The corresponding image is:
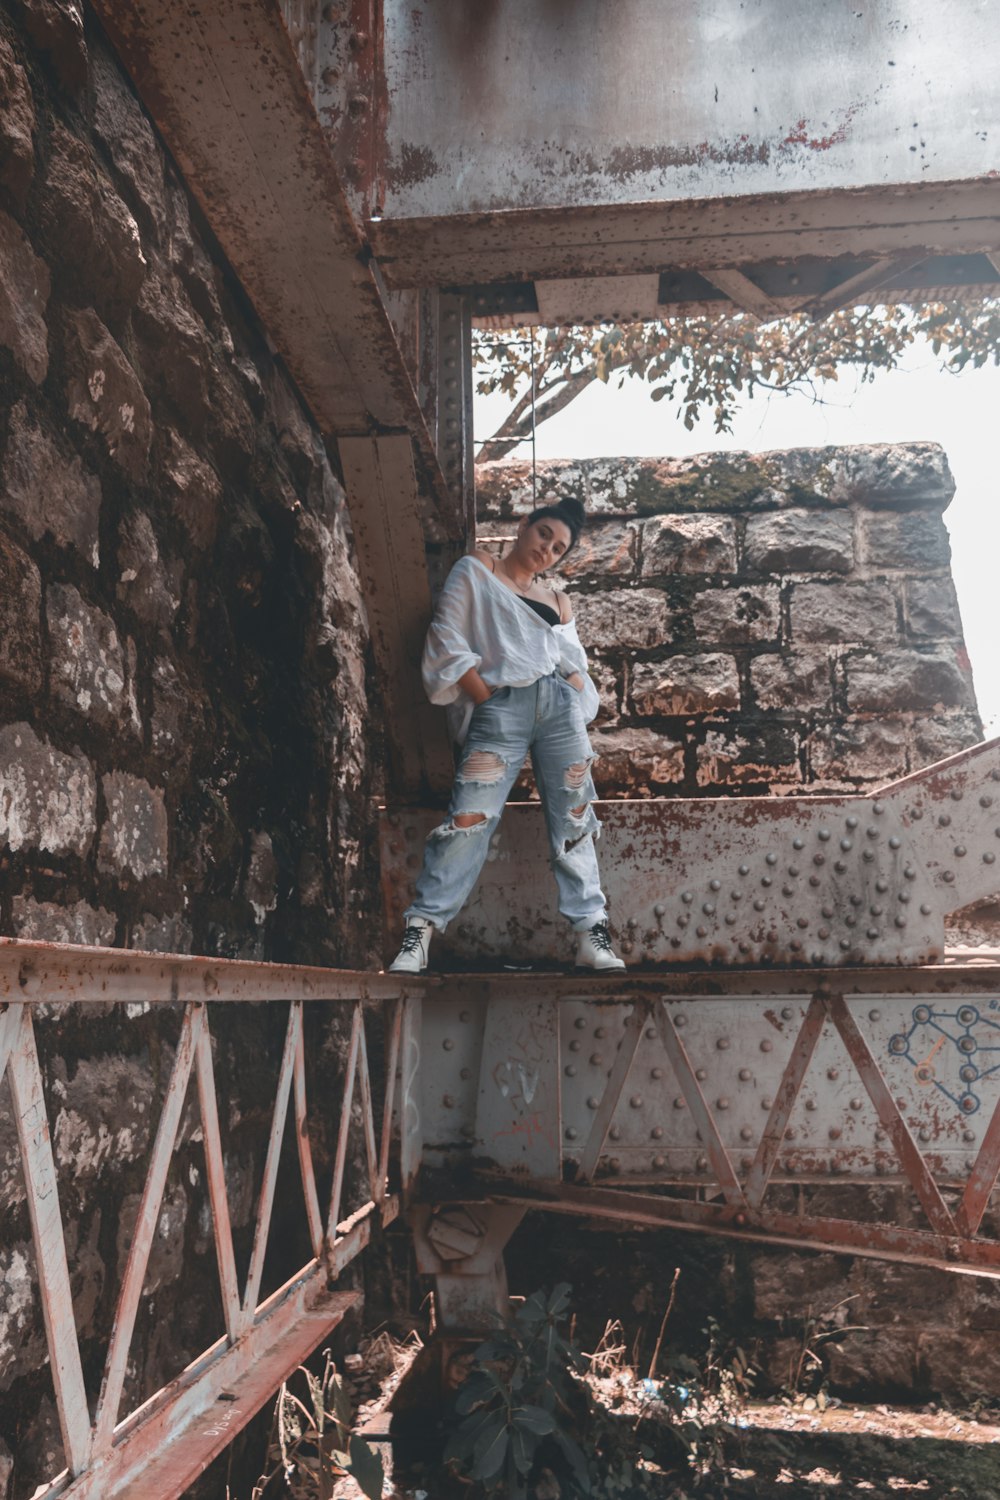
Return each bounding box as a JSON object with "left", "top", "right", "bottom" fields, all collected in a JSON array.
[
  {"left": 565, "top": 1064, "right": 577, "bottom": 1077},
  {"left": 565, "top": 1127, "right": 578, "bottom": 1141},
  {"left": 609, "top": 1126, "right": 621, "bottom": 1141},
  {"left": 717, "top": 1036, "right": 731, "bottom": 1050},
  {"left": 629, "top": 1095, "right": 643, "bottom": 1109},
  {"left": 651, "top": 1126, "right": 663, "bottom": 1140},
  {"left": 739, "top": 1068, "right": 752, "bottom": 1081},
  {"left": 760, "top": 1039, "right": 773, "bottom": 1052},
  {"left": 710, "top": 877, "right": 722, "bottom": 891},
  {"left": 652, "top": 1154, "right": 666, "bottom": 1169}
]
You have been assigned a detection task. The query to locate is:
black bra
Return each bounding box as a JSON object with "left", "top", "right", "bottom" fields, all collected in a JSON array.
[{"left": 519, "top": 595, "right": 561, "bottom": 627}]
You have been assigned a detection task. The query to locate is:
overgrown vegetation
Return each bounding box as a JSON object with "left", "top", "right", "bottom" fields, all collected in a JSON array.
[
  {"left": 247, "top": 1349, "right": 384, "bottom": 1500},
  {"left": 442, "top": 1281, "right": 758, "bottom": 1499}
]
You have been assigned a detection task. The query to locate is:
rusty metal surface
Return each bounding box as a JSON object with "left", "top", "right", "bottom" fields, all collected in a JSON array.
[
  {"left": 4, "top": 942, "right": 408, "bottom": 1500},
  {"left": 372, "top": 180, "right": 1000, "bottom": 290},
  {"left": 409, "top": 1203, "right": 526, "bottom": 1331},
  {"left": 382, "top": 739, "right": 1000, "bottom": 969},
  {"left": 474, "top": 990, "right": 561, "bottom": 1179},
  {"left": 491, "top": 1180, "right": 1000, "bottom": 1280},
  {"left": 376, "top": 2, "right": 999, "bottom": 219},
  {"left": 340, "top": 434, "right": 454, "bottom": 796}
]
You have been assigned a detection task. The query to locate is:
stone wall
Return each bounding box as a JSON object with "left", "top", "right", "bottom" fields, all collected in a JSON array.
[
  {"left": 477, "top": 448, "right": 982, "bottom": 798},
  {"left": 0, "top": 5, "right": 376, "bottom": 1492}
]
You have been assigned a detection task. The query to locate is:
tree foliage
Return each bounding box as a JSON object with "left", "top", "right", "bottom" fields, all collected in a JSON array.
[{"left": 474, "top": 300, "right": 1000, "bottom": 460}]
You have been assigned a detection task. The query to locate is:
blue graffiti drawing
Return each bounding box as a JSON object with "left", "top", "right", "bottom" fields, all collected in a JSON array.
[{"left": 887, "top": 1003, "right": 1000, "bottom": 1117}]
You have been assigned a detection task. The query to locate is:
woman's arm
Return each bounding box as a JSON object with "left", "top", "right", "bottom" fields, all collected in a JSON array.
[
  {"left": 457, "top": 664, "right": 494, "bottom": 705},
  {"left": 554, "top": 588, "right": 585, "bottom": 691}
]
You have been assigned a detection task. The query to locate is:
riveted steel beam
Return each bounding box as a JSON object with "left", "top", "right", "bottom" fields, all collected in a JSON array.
[{"left": 382, "top": 737, "right": 1000, "bottom": 970}]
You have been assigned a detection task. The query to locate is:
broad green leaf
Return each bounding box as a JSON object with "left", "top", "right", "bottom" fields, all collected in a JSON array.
[
  {"left": 347, "top": 1433, "right": 384, "bottom": 1500},
  {"left": 514, "top": 1404, "right": 555, "bottom": 1435}
]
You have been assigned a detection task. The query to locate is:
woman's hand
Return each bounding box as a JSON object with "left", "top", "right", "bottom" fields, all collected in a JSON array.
[
  {"left": 565, "top": 672, "right": 585, "bottom": 693},
  {"left": 457, "top": 666, "right": 495, "bottom": 705}
]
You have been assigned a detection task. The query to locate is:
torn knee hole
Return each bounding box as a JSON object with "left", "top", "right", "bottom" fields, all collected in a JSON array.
[
  {"left": 563, "top": 760, "right": 590, "bottom": 792},
  {"left": 458, "top": 750, "right": 506, "bottom": 785},
  {"left": 453, "top": 811, "right": 487, "bottom": 828}
]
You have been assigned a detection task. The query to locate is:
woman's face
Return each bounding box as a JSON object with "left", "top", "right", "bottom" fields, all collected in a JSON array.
[{"left": 516, "top": 516, "right": 573, "bottom": 573}]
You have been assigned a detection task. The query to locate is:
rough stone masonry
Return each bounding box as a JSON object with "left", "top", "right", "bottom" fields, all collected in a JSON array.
[{"left": 0, "top": 4, "right": 378, "bottom": 1493}]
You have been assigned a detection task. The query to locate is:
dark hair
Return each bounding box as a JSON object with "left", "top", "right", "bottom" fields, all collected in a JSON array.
[{"left": 526, "top": 497, "right": 585, "bottom": 558}]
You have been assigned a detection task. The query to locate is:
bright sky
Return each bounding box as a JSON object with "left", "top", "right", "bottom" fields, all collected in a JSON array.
[{"left": 475, "top": 341, "right": 1000, "bottom": 736}]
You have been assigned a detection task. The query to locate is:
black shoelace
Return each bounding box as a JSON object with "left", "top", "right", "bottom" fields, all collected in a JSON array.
[
  {"left": 590, "top": 921, "right": 615, "bottom": 953},
  {"left": 398, "top": 924, "right": 426, "bottom": 955}
]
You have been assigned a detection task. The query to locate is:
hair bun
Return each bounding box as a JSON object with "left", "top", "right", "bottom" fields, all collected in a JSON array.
[{"left": 555, "top": 497, "right": 585, "bottom": 526}]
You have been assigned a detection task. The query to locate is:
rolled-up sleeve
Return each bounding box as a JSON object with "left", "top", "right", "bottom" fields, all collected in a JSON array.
[{"left": 422, "top": 564, "right": 481, "bottom": 704}]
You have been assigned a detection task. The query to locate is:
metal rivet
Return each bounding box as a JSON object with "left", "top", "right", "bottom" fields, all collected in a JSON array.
[
  {"left": 846, "top": 815, "right": 859, "bottom": 829},
  {"left": 674, "top": 1096, "right": 686, "bottom": 1109},
  {"left": 874, "top": 801, "right": 885, "bottom": 815},
  {"left": 796, "top": 916, "right": 809, "bottom": 929},
  {"left": 739, "top": 1068, "right": 752, "bottom": 1081},
  {"left": 738, "top": 863, "right": 750, "bottom": 876},
  {"left": 587, "top": 1096, "right": 599, "bottom": 1109},
  {"left": 565, "top": 1127, "right": 578, "bottom": 1140},
  {"left": 696, "top": 1156, "right": 708, "bottom": 1172},
  {"left": 595, "top": 1026, "right": 607, "bottom": 1038},
  {"left": 818, "top": 926, "right": 830, "bottom": 940},
  {"left": 782, "top": 884, "right": 794, "bottom": 897},
  {"left": 867, "top": 826, "right": 879, "bottom": 839},
  {"left": 565, "top": 1064, "right": 577, "bottom": 1077},
  {"left": 959, "top": 1006, "right": 977, "bottom": 1025},
  {"left": 609, "top": 1126, "right": 621, "bottom": 1141},
  {"left": 575, "top": 1017, "right": 587, "bottom": 1030},
  {"left": 829, "top": 1126, "right": 841, "bottom": 1140},
  {"left": 840, "top": 837, "right": 853, "bottom": 851},
  {"left": 938, "top": 814, "right": 951, "bottom": 827},
  {"left": 833, "top": 860, "right": 846, "bottom": 874},
  {"left": 646, "top": 1026, "right": 657, "bottom": 1040},
  {"left": 443, "top": 1038, "right": 455, "bottom": 1050},
  {"left": 653, "top": 1154, "right": 666, "bottom": 1169},
  {"left": 442, "top": 1094, "right": 454, "bottom": 1108},
  {"left": 717, "top": 1037, "right": 731, "bottom": 1050},
  {"left": 813, "top": 854, "right": 826, "bottom": 867},
  {"left": 674, "top": 1014, "right": 687, "bottom": 1028},
  {"left": 840, "top": 938, "right": 851, "bottom": 950},
  {"left": 895, "top": 915, "right": 907, "bottom": 928},
  {"left": 740, "top": 1126, "right": 753, "bottom": 1141},
  {"left": 710, "top": 878, "right": 722, "bottom": 891},
  {"left": 870, "top": 904, "right": 884, "bottom": 916},
  {"left": 761, "top": 1096, "right": 773, "bottom": 1110},
  {"left": 590, "top": 1053, "right": 603, "bottom": 1065},
  {"left": 863, "top": 850, "right": 875, "bottom": 863},
  {"left": 630, "top": 1095, "right": 643, "bottom": 1109},
  {"left": 954, "top": 845, "right": 967, "bottom": 858},
  {"left": 986, "top": 852, "right": 997, "bottom": 865},
  {"left": 654, "top": 903, "right": 665, "bottom": 917},
  {"left": 942, "top": 870, "right": 956, "bottom": 883},
  {"left": 725, "top": 913, "right": 737, "bottom": 926},
  {"left": 682, "top": 891, "right": 694, "bottom": 903},
  {"left": 981, "top": 796, "right": 994, "bottom": 809},
  {"left": 678, "top": 914, "right": 690, "bottom": 928},
  {"left": 703, "top": 902, "right": 716, "bottom": 915},
  {"left": 651, "top": 1126, "right": 663, "bottom": 1140},
  {"left": 805, "top": 1099, "right": 817, "bottom": 1111},
  {"left": 753, "top": 898, "right": 765, "bottom": 912},
  {"left": 696, "top": 925, "right": 708, "bottom": 938},
  {"left": 850, "top": 1098, "right": 862, "bottom": 1111},
  {"left": 869, "top": 1009, "right": 881, "bottom": 1022},
  {"left": 569, "top": 1039, "right": 581, "bottom": 1053},
  {"left": 766, "top": 852, "right": 778, "bottom": 865},
  {"left": 696, "top": 1068, "right": 707, "bottom": 1081},
  {"left": 867, "top": 927, "right": 880, "bottom": 939},
  {"left": 651, "top": 1066, "right": 664, "bottom": 1080},
  {"left": 781, "top": 1007, "right": 794, "bottom": 1021},
  {"left": 785, "top": 1159, "right": 798, "bottom": 1174},
  {"left": 793, "top": 837, "right": 805, "bottom": 850},
  {"left": 627, "top": 916, "right": 638, "bottom": 928},
  {"left": 760, "top": 1039, "right": 773, "bottom": 1053},
  {"left": 827, "top": 1067, "right": 840, "bottom": 1081},
  {"left": 788, "top": 865, "right": 800, "bottom": 878},
  {"left": 762, "top": 876, "right": 773, "bottom": 888},
  {"left": 818, "top": 829, "right": 831, "bottom": 842},
  {"left": 846, "top": 914, "right": 857, "bottom": 927},
  {"left": 964, "top": 1128, "right": 977, "bottom": 1142},
  {"left": 904, "top": 866, "right": 916, "bottom": 880},
  {"left": 609, "top": 1157, "right": 621, "bottom": 1172},
  {"left": 731, "top": 890, "right": 742, "bottom": 902},
  {"left": 951, "top": 787, "right": 964, "bottom": 802}
]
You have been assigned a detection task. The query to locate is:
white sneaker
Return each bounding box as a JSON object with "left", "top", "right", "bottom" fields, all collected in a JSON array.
[
  {"left": 388, "top": 919, "right": 433, "bottom": 973},
  {"left": 576, "top": 921, "right": 626, "bottom": 971}
]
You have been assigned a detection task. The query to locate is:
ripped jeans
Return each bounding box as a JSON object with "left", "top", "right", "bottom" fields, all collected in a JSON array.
[{"left": 405, "top": 672, "right": 607, "bottom": 932}]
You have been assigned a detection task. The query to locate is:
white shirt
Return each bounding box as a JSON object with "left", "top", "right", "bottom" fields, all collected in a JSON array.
[{"left": 422, "top": 555, "right": 601, "bottom": 742}]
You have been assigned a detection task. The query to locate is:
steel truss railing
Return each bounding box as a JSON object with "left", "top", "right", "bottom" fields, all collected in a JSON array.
[{"left": 0, "top": 940, "right": 415, "bottom": 1500}]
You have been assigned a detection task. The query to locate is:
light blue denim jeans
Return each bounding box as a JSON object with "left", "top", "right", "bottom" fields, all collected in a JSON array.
[{"left": 405, "top": 672, "right": 607, "bottom": 932}]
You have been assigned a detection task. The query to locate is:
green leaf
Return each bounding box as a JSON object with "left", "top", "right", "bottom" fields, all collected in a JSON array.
[
  {"left": 514, "top": 1404, "right": 556, "bottom": 1435},
  {"left": 476, "top": 1423, "right": 510, "bottom": 1483},
  {"left": 347, "top": 1433, "right": 384, "bottom": 1500}
]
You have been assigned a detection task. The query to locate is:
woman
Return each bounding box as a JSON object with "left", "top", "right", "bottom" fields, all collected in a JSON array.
[{"left": 388, "top": 498, "right": 625, "bottom": 973}]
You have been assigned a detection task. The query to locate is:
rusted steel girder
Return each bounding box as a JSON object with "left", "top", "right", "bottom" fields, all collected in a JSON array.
[
  {"left": 3, "top": 942, "right": 406, "bottom": 1500},
  {"left": 413, "top": 974, "right": 1000, "bottom": 1278},
  {"left": 90, "top": 0, "right": 462, "bottom": 797},
  {"left": 382, "top": 738, "right": 1000, "bottom": 969}
]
